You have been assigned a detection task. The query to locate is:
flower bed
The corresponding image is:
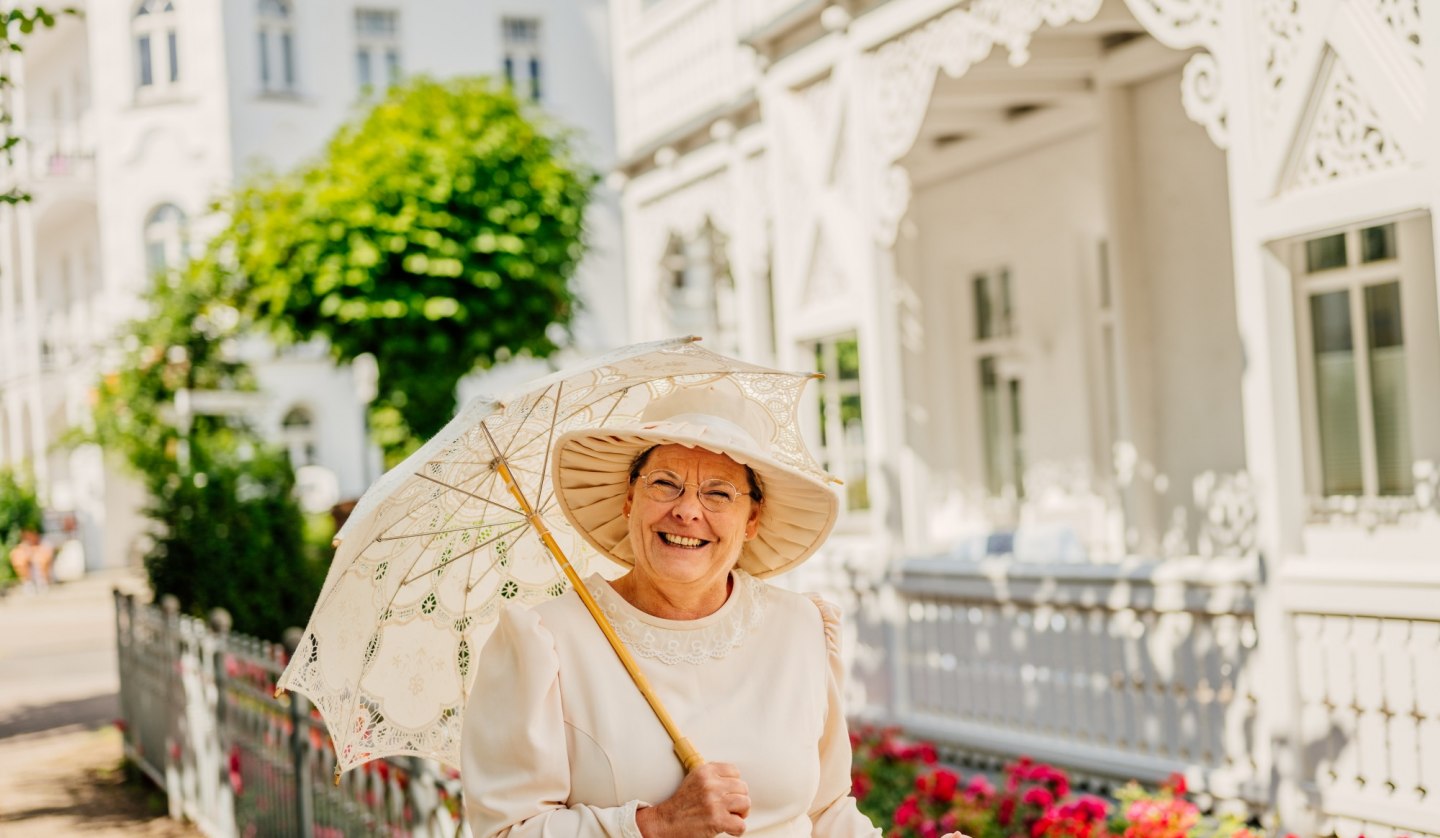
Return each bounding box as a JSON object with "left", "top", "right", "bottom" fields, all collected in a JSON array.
[{"left": 850, "top": 726, "right": 1272, "bottom": 838}]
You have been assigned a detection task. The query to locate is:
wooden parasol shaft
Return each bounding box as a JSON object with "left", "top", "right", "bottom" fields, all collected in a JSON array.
[{"left": 492, "top": 458, "right": 705, "bottom": 773}]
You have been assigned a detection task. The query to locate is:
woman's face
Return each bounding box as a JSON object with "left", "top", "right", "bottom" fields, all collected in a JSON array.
[{"left": 622, "top": 444, "right": 761, "bottom": 592}]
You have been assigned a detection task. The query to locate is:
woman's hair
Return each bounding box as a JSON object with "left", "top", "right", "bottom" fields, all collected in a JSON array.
[{"left": 629, "top": 445, "right": 763, "bottom": 503}]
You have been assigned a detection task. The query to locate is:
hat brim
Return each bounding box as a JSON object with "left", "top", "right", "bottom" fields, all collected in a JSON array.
[{"left": 551, "top": 428, "right": 839, "bottom": 579}]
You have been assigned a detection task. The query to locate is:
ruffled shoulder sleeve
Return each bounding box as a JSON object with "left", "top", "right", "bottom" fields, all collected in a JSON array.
[{"left": 804, "top": 595, "right": 881, "bottom": 837}]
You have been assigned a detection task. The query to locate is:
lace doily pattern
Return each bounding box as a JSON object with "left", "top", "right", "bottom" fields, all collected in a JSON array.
[
  {"left": 592, "top": 571, "right": 770, "bottom": 666},
  {"left": 278, "top": 338, "right": 826, "bottom": 772}
]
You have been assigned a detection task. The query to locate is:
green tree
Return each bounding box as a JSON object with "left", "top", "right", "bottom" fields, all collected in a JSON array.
[
  {"left": 214, "top": 76, "right": 595, "bottom": 463},
  {"left": 80, "top": 266, "right": 325, "bottom": 637}
]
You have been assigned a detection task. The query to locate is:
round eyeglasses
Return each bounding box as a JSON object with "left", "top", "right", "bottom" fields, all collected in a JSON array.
[{"left": 638, "top": 470, "right": 753, "bottom": 512}]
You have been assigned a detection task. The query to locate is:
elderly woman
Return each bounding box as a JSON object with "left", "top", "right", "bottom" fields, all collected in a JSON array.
[{"left": 461, "top": 384, "right": 881, "bottom": 837}]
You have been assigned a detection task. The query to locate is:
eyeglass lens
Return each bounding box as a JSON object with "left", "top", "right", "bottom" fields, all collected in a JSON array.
[{"left": 642, "top": 470, "right": 743, "bottom": 510}]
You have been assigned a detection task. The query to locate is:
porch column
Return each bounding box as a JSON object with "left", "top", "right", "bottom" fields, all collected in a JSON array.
[
  {"left": 0, "top": 203, "right": 17, "bottom": 466},
  {"left": 1095, "top": 81, "right": 1162, "bottom": 554},
  {"left": 17, "top": 198, "right": 47, "bottom": 487}
]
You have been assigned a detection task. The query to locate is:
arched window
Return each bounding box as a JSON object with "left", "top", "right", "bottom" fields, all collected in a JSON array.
[
  {"left": 660, "top": 219, "right": 738, "bottom": 354},
  {"left": 143, "top": 204, "right": 187, "bottom": 278},
  {"left": 258, "top": 0, "right": 296, "bottom": 93},
  {"left": 133, "top": 0, "right": 180, "bottom": 93},
  {"left": 281, "top": 405, "right": 318, "bottom": 467}
]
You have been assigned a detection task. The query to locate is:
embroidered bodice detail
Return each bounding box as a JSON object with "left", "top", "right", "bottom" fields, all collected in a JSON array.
[{"left": 590, "top": 570, "right": 769, "bottom": 665}]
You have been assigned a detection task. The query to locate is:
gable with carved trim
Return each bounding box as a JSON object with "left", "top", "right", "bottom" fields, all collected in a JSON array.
[{"left": 1280, "top": 50, "right": 1407, "bottom": 194}]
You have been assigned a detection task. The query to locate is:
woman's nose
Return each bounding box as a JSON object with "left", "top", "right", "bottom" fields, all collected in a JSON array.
[{"left": 669, "top": 487, "right": 705, "bottom": 519}]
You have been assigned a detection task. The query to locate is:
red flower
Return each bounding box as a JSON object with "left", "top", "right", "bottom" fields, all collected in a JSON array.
[
  {"left": 852, "top": 772, "right": 873, "bottom": 800},
  {"left": 1022, "top": 786, "right": 1054, "bottom": 809},
  {"left": 998, "top": 797, "right": 1017, "bottom": 826},
  {"left": 930, "top": 769, "right": 959, "bottom": 803},
  {"left": 1164, "top": 772, "right": 1188, "bottom": 796}
]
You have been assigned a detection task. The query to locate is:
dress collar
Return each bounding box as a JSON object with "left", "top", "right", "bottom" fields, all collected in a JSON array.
[{"left": 588, "top": 569, "right": 769, "bottom": 665}]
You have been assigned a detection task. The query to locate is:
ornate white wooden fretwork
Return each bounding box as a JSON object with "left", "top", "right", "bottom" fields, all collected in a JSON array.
[
  {"left": 1258, "top": 0, "right": 1303, "bottom": 136},
  {"left": 865, "top": 0, "right": 1105, "bottom": 244},
  {"left": 1285, "top": 53, "right": 1407, "bottom": 191},
  {"left": 1371, "top": 0, "right": 1423, "bottom": 67},
  {"left": 1122, "top": 0, "right": 1229, "bottom": 150}
]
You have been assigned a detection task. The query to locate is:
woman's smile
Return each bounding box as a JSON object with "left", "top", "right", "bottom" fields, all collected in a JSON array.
[{"left": 657, "top": 531, "right": 710, "bottom": 549}]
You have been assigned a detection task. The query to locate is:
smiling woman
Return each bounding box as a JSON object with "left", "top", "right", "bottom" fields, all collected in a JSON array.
[{"left": 460, "top": 383, "right": 884, "bottom": 838}]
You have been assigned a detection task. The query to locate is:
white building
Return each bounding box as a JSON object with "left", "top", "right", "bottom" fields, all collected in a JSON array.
[
  {"left": 609, "top": 0, "right": 1438, "bottom": 833},
  {"left": 0, "top": 0, "right": 623, "bottom": 571}
]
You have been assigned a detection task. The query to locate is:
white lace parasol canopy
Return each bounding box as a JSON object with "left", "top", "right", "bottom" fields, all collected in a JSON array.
[{"left": 276, "top": 337, "right": 828, "bottom": 774}]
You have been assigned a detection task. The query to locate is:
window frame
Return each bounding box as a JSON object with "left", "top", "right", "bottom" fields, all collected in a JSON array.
[
  {"left": 143, "top": 203, "right": 188, "bottom": 279},
  {"left": 133, "top": 0, "right": 180, "bottom": 98},
  {"left": 354, "top": 8, "right": 401, "bottom": 94},
  {"left": 969, "top": 266, "right": 1025, "bottom": 501},
  {"left": 257, "top": 0, "right": 297, "bottom": 95},
  {"left": 501, "top": 16, "right": 543, "bottom": 102},
  {"left": 805, "top": 332, "right": 870, "bottom": 519},
  {"left": 1290, "top": 216, "right": 1435, "bottom": 503}
]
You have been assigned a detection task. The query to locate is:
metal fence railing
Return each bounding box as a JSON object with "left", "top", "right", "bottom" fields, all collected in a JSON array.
[{"left": 114, "top": 591, "right": 469, "bottom": 838}]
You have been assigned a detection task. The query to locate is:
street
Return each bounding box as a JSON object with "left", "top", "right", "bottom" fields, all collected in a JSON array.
[{"left": 0, "top": 570, "right": 198, "bottom": 837}]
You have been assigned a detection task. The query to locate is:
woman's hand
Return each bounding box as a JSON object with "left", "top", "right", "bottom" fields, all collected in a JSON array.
[{"left": 636, "top": 762, "right": 751, "bottom": 837}]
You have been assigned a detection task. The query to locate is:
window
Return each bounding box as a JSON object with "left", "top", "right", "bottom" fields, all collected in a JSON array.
[
  {"left": 809, "top": 334, "right": 868, "bottom": 513},
  {"left": 281, "top": 406, "right": 318, "bottom": 467},
  {"left": 144, "top": 204, "right": 188, "bottom": 278},
  {"left": 501, "top": 17, "right": 542, "bottom": 101},
  {"left": 1293, "top": 219, "right": 1438, "bottom": 499},
  {"left": 355, "top": 9, "right": 400, "bottom": 93},
  {"left": 660, "top": 220, "right": 738, "bottom": 355},
  {"left": 257, "top": 0, "right": 296, "bottom": 93},
  {"left": 134, "top": 0, "right": 180, "bottom": 94},
  {"left": 972, "top": 267, "right": 1024, "bottom": 498}
]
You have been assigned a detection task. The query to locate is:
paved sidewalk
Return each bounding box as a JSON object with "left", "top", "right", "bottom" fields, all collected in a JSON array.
[{"left": 0, "top": 570, "right": 199, "bottom": 837}]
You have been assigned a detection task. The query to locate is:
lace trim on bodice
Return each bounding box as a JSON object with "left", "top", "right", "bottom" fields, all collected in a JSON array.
[{"left": 590, "top": 569, "right": 769, "bottom": 665}]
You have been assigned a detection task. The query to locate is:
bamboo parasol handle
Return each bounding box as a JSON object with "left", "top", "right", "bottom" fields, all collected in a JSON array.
[{"left": 493, "top": 458, "right": 706, "bottom": 773}]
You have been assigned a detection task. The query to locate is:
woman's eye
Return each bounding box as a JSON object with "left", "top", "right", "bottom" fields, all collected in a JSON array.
[
  {"left": 652, "top": 478, "right": 681, "bottom": 491},
  {"left": 703, "top": 490, "right": 734, "bottom": 502}
]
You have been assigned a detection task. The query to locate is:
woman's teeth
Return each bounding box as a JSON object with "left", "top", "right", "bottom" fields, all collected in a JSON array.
[{"left": 660, "top": 533, "right": 705, "bottom": 548}]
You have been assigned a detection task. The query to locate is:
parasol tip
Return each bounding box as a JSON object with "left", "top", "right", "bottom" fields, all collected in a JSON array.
[
  {"left": 808, "top": 372, "right": 825, "bottom": 380},
  {"left": 274, "top": 685, "right": 287, "bottom": 698},
  {"left": 334, "top": 766, "right": 342, "bottom": 786},
  {"left": 331, "top": 537, "right": 342, "bottom": 548}
]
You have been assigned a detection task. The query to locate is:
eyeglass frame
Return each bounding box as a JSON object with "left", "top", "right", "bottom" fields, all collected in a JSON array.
[{"left": 634, "top": 469, "right": 763, "bottom": 512}]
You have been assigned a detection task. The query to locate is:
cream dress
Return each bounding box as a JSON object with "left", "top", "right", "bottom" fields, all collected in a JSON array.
[{"left": 461, "top": 569, "right": 881, "bottom": 838}]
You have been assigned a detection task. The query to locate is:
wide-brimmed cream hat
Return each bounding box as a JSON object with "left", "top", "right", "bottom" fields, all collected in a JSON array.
[{"left": 551, "top": 381, "right": 839, "bottom": 578}]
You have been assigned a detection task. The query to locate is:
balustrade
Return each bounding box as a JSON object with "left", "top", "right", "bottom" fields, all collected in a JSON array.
[
  {"left": 888, "top": 558, "right": 1264, "bottom": 802},
  {"left": 617, "top": 0, "right": 752, "bottom": 155},
  {"left": 113, "top": 591, "right": 467, "bottom": 838}
]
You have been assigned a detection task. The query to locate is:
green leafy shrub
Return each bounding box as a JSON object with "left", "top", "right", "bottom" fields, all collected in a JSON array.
[{"left": 0, "top": 467, "right": 43, "bottom": 585}]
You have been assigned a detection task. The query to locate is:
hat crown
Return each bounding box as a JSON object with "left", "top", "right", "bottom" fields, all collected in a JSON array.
[{"left": 638, "top": 385, "right": 776, "bottom": 456}]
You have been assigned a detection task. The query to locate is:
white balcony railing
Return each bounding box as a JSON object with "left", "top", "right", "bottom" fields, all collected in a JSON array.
[
  {"left": 886, "top": 556, "right": 1265, "bottom": 801},
  {"left": 618, "top": 0, "right": 752, "bottom": 155}
]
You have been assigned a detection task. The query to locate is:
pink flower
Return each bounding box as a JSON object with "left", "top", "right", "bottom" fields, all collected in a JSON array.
[{"left": 965, "top": 775, "right": 996, "bottom": 800}]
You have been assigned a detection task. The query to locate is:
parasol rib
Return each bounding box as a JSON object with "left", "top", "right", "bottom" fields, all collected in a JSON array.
[
  {"left": 479, "top": 420, "right": 705, "bottom": 773},
  {"left": 397, "top": 522, "right": 531, "bottom": 587}
]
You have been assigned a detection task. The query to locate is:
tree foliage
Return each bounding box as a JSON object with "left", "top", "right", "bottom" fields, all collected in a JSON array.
[
  {"left": 80, "top": 266, "right": 325, "bottom": 638},
  {"left": 214, "top": 76, "right": 596, "bottom": 461}
]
